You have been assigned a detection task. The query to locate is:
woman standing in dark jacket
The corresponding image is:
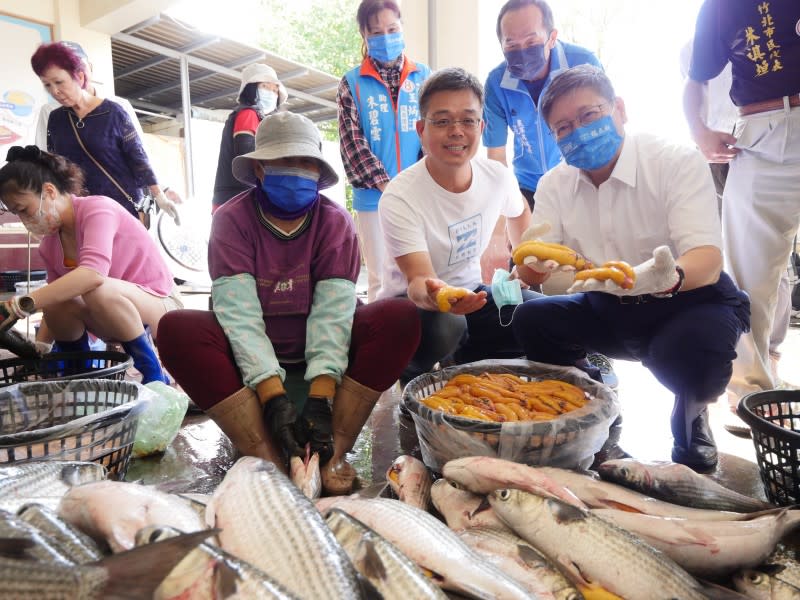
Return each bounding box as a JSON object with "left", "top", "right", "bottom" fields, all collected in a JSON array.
[{"left": 211, "top": 63, "right": 287, "bottom": 212}]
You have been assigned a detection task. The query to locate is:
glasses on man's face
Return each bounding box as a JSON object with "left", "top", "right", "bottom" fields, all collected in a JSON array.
[
  {"left": 550, "top": 102, "right": 612, "bottom": 140},
  {"left": 424, "top": 117, "right": 482, "bottom": 130}
]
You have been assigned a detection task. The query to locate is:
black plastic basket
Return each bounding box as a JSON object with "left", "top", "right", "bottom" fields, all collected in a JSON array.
[
  {"left": 0, "top": 270, "right": 46, "bottom": 292},
  {"left": 738, "top": 390, "right": 800, "bottom": 506},
  {"left": 0, "top": 351, "right": 132, "bottom": 387},
  {"left": 0, "top": 379, "right": 149, "bottom": 479}
]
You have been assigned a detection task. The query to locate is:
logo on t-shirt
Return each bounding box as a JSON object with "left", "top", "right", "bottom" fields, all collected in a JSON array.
[{"left": 448, "top": 214, "right": 482, "bottom": 266}]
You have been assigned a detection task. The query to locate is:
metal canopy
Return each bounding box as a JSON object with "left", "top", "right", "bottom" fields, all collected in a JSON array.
[{"left": 110, "top": 13, "right": 340, "bottom": 125}]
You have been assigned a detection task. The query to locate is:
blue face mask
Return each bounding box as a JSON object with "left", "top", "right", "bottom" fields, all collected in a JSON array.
[
  {"left": 491, "top": 268, "right": 523, "bottom": 327},
  {"left": 557, "top": 115, "right": 624, "bottom": 171},
  {"left": 367, "top": 31, "right": 405, "bottom": 63},
  {"left": 258, "top": 166, "right": 319, "bottom": 219},
  {"left": 504, "top": 44, "right": 547, "bottom": 81}
]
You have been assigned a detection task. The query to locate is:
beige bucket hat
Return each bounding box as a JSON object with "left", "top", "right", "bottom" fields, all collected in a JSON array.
[
  {"left": 239, "top": 63, "right": 288, "bottom": 106},
  {"left": 232, "top": 111, "right": 338, "bottom": 190}
]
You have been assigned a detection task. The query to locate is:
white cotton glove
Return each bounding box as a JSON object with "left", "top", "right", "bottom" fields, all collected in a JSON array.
[
  {"left": 516, "top": 221, "right": 579, "bottom": 275},
  {"left": 567, "top": 246, "right": 680, "bottom": 296},
  {"left": 155, "top": 192, "right": 181, "bottom": 226}
]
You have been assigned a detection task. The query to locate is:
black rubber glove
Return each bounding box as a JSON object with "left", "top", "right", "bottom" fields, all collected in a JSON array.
[
  {"left": 262, "top": 394, "right": 303, "bottom": 458},
  {"left": 0, "top": 301, "right": 19, "bottom": 334},
  {"left": 294, "top": 397, "right": 334, "bottom": 465},
  {"left": 0, "top": 329, "right": 40, "bottom": 359}
]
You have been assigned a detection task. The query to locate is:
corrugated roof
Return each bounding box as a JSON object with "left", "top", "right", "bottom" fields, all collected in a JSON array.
[{"left": 110, "top": 13, "right": 339, "bottom": 124}]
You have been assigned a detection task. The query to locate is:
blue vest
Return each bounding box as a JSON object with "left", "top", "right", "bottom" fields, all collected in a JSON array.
[
  {"left": 482, "top": 41, "right": 601, "bottom": 192},
  {"left": 345, "top": 57, "right": 430, "bottom": 211}
]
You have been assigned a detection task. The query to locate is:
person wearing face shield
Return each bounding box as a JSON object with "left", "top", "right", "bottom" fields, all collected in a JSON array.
[
  {"left": 337, "top": 0, "right": 431, "bottom": 303},
  {"left": 156, "top": 112, "right": 420, "bottom": 493},
  {"left": 211, "top": 63, "right": 287, "bottom": 212},
  {"left": 509, "top": 65, "right": 751, "bottom": 473},
  {"left": 483, "top": 0, "right": 601, "bottom": 215},
  {"left": 0, "top": 146, "right": 181, "bottom": 383}
]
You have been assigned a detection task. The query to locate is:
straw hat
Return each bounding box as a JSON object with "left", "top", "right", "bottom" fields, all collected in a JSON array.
[
  {"left": 238, "top": 63, "right": 288, "bottom": 106},
  {"left": 231, "top": 112, "right": 338, "bottom": 190}
]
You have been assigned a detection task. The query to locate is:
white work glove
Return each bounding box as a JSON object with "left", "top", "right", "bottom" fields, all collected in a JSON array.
[
  {"left": 567, "top": 246, "right": 680, "bottom": 296},
  {"left": 155, "top": 192, "right": 181, "bottom": 226},
  {"left": 517, "top": 221, "right": 579, "bottom": 275}
]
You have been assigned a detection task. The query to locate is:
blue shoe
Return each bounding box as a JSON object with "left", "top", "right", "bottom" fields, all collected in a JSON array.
[{"left": 586, "top": 353, "right": 618, "bottom": 390}]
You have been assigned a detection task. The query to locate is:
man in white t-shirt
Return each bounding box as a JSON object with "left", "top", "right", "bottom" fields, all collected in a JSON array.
[
  {"left": 513, "top": 65, "right": 750, "bottom": 472},
  {"left": 377, "top": 67, "right": 536, "bottom": 382}
]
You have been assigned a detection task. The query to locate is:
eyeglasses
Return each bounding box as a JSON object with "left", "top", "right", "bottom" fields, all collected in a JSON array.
[
  {"left": 550, "top": 102, "right": 613, "bottom": 140},
  {"left": 424, "top": 117, "right": 482, "bottom": 130}
]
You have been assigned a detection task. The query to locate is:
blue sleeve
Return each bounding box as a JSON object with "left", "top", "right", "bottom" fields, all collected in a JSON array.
[
  {"left": 688, "top": 0, "right": 728, "bottom": 82},
  {"left": 114, "top": 105, "right": 158, "bottom": 188},
  {"left": 483, "top": 72, "right": 509, "bottom": 148}
]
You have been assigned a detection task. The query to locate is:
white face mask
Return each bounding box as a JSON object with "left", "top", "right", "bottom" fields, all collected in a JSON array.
[
  {"left": 20, "top": 191, "right": 62, "bottom": 238},
  {"left": 256, "top": 89, "right": 278, "bottom": 115}
]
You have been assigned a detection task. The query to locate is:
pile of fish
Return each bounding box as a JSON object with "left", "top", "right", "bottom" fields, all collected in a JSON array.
[{"left": 1, "top": 455, "right": 799, "bottom": 599}]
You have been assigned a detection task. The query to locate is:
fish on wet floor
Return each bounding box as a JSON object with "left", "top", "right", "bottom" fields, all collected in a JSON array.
[
  {"left": 386, "top": 455, "right": 432, "bottom": 510},
  {"left": 325, "top": 508, "right": 447, "bottom": 600},
  {"left": 489, "top": 487, "right": 709, "bottom": 600},
  {"left": 592, "top": 506, "right": 800, "bottom": 578},
  {"left": 17, "top": 503, "right": 103, "bottom": 564},
  {"left": 319, "top": 495, "right": 532, "bottom": 600},
  {"left": 289, "top": 448, "right": 321, "bottom": 500},
  {"left": 443, "top": 456, "right": 586, "bottom": 508},
  {"left": 430, "top": 478, "right": 513, "bottom": 534},
  {"left": 456, "top": 526, "right": 582, "bottom": 600},
  {"left": 206, "top": 456, "right": 362, "bottom": 600},
  {"left": 57, "top": 480, "right": 206, "bottom": 552},
  {"left": 136, "top": 525, "right": 300, "bottom": 600},
  {"left": 537, "top": 466, "right": 753, "bottom": 521},
  {"left": 597, "top": 458, "right": 774, "bottom": 512},
  {"left": 0, "top": 461, "right": 106, "bottom": 513},
  {"left": 0, "top": 529, "right": 213, "bottom": 599}
]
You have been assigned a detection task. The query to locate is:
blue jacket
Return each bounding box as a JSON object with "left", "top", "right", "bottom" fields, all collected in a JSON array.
[
  {"left": 345, "top": 57, "right": 430, "bottom": 211},
  {"left": 483, "top": 41, "right": 601, "bottom": 192}
]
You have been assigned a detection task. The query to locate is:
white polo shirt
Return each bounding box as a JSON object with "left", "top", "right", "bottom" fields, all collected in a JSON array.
[{"left": 534, "top": 132, "right": 721, "bottom": 266}]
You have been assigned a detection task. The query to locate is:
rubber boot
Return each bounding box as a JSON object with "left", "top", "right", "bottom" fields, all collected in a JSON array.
[
  {"left": 206, "top": 386, "right": 287, "bottom": 473},
  {"left": 121, "top": 332, "right": 169, "bottom": 384},
  {"left": 51, "top": 330, "right": 91, "bottom": 371},
  {"left": 670, "top": 397, "right": 718, "bottom": 473},
  {"left": 321, "top": 376, "right": 381, "bottom": 495}
]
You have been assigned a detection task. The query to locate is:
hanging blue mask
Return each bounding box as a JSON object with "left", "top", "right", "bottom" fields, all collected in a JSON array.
[
  {"left": 258, "top": 166, "right": 320, "bottom": 219},
  {"left": 367, "top": 32, "right": 405, "bottom": 63},
  {"left": 491, "top": 268, "right": 523, "bottom": 327},
  {"left": 504, "top": 44, "right": 547, "bottom": 81},
  {"left": 557, "top": 115, "right": 624, "bottom": 171}
]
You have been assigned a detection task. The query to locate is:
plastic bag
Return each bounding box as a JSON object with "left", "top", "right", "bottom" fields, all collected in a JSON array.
[
  {"left": 132, "top": 382, "right": 189, "bottom": 458},
  {"left": 402, "top": 359, "right": 620, "bottom": 472}
]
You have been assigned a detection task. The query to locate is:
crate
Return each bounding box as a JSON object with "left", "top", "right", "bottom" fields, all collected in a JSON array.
[
  {"left": 738, "top": 390, "right": 800, "bottom": 506},
  {"left": 0, "top": 351, "right": 132, "bottom": 387},
  {"left": 0, "top": 379, "right": 150, "bottom": 479},
  {"left": 0, "top": 270, "right": 46, "bottom": 292},
  {"left": 402, "top": 359, "right": 619, "bottom": 472}
]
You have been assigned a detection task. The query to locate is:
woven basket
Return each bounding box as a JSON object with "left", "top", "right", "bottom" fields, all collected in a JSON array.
[
  {"left": 0, "top": 351, "right": 132, "bottom": 387},
  {"left": 0, "top": 379, "right": 149, "bottom": 479},
  {"left": 402, "top": 359, "right": 619, "bottom": 472}
]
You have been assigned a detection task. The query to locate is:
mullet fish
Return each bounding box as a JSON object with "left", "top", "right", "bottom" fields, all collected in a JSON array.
[
  {"left": 430, "top": 478, "right": 513, "bottom": 533},
  {"left": 597, "top": 459, "right": 773, "bottom": 512},
  {"left": 206, "top": 456, "right": 362, "bottom": 599},
  {"left": 489, "top": 488, "right": 708, "bottom": 600},
  {"left": 17, "top": 503, "right": 103, "bottom": 563},
  {"left": 325, "top": 508, "right": 446, "bottom": 600},
  {"left": 0, "top": 529, "right": 213, "bottom": 599},
  {"left": 320, "top": 496, "right": 532, "bottom": 600},
  {"left": 0, "top": 461, "right": 106, "bottom": 513},
  {"left": 386, "top": 455, "right": 432, "bottom": 510}
]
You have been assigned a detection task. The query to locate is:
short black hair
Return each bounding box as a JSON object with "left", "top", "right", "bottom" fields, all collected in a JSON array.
[
  {"left": 539, "top": 64, "right": 615, "bottom": 124},
  {"left": 418, "top": 67, "right": 484, "bottom": 117},
  {"left": 496, "top": 0, "right": 555, "bottom": 41}
]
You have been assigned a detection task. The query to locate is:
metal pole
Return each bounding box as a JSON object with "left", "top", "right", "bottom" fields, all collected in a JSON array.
[{"left": 179, "top": 55, "right": 195, "bottom": 197}]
